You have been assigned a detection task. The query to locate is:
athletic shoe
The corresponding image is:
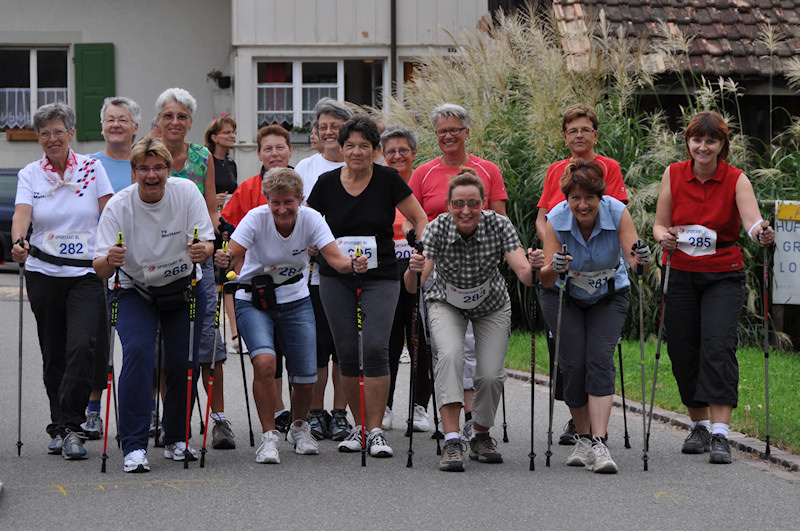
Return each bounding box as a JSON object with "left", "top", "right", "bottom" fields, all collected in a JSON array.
[
  {"left": 148, "top": 411, "right": 159, "bottom": 438},
  {"left": 412, "top": 404, "right": 430, "bottom": 432},
  {"left": 460, "top": 419, "right": 474, "bottom": 442},
  {"left": 682, "top": 425, "right": 712, "bottom": 454},
  {"left": 62, "top": 430, "right": 88, "bottom": 460},
  {"left": 123, "top": 449, "right": 150, "bottom": 473},
  {"left": 399, "top": 346, "right": 411, "bottom": 364},
  {"left": 338, "top": 426, "right": 364, "bottom": 453},
  {"left": 382, "top": 406, "right": 393, "bottom": 430},
  {"left": 468, "top": 432, "right": 502, "bottom": 463},
  {"left": 586, "top": 436, "right": 618, "bottom": 473},
  {"left": 439, "top": 439, "right": 466, "bottom": 472},
  {"left": 367, "top": 427, "right": 393, "bottom": 458},
  {"left": 274, "top": 410, "right": 292, "bottom": 434},
  {"left": 709, "top": 434, "right": 732, "bottom": 464},
  {"left": 47, "top": 435, "right": 63, "bottom": 455},
  {"left": 307, "top": 409, "right": 327, "bottom": 441},
  {"left": 566, "top": 435, "right": 592, "bottom": 466},
  {"left": 287, "top": 421, "right": 319, "bottom": 455},
  {"left": 81, "top": 410, "right": 103, "bottom": 440},
  {"left": 558, "top": 418, "right": 577, "bottom": 445},
  {"left": 164, "top": 441, "right": 198, "bottom": 461},
  {"left": 330, "top": 409, "right": 352, "bottom": 441},
  {"left": 211, "top": 419, "right": 236, "bottom": 450},
  {"left": 256, "top": 430, "right": 280, "bottom": 464}
]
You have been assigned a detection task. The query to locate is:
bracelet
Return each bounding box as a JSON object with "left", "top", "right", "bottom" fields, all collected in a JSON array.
[{"left": 747, "top": 219, "right": 764, "bottom": 242}]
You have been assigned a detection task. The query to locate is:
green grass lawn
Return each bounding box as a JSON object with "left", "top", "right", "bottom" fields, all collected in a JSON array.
[{"left": 505, "top": 330, "right": 800, "bottom": 456}]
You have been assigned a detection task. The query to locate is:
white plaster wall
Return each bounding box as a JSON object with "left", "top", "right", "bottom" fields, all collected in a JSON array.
[{"left": 0, "top": 0, "right": 232, "bottom": 171}]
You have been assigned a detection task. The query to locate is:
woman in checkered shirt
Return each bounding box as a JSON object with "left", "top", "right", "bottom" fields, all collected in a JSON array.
[{"left": 405, "top": 167, "right": 544, "bottom": 472}]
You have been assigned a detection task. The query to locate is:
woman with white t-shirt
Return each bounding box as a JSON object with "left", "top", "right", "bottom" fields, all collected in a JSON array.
[
  {"left": 12, "top": 102, "right": 114, "bottom": 462},
  {"left": 94, "top": 138, "right": 215, "bottom": 473},
  {"left": 216, "top": 167, "right": 367, "bottom": 464}
]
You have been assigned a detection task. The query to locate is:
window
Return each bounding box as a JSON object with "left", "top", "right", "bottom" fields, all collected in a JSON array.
[
  {"left": 0, "top": 48, "right": 68, "bottom": 129},
  {"left": 257, "top": 61, "right": 338, "bottom": 129}
]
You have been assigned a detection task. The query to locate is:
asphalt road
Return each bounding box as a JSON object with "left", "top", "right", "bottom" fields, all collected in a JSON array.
[{"left": 0, "top": 270, "right": 798, "bottom": 529}]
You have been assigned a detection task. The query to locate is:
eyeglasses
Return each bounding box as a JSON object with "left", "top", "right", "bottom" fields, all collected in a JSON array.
[
  {"left": 103, "top": 118, "right": 132, "bottom": 125},
  {"left": 135, "top": 165, "right": 169, "bottom": 175},
  {"left": 565, "top": 127, "right": 595, "bottom": 137},
  {"left": 450, "top": 199, "right": 481, "bottom": 208},
  {"left": 260, "top": 145, "right": 288, "bottom": 154},
  {"left": 385, "top": 148, "right": 411, "bottom": 157},
  {"left": 217, "top": 129, "right": 236, "bottom": 135},
  {"left": 38, "top": 129, "right": 68, "bottom": 139},
  {"left": 160, "top": 112, "right": 190, "bottom": 122},
  {"left": 317, "top": 124, "right": 341, "bottom": 133},
  {"left": 435, "top": 127, "right": 467, "bottom": 137}
]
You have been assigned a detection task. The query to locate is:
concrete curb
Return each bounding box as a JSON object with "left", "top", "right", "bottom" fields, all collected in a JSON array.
[{"left": 505, "top": 368, "right": 800, "bottom": 472}]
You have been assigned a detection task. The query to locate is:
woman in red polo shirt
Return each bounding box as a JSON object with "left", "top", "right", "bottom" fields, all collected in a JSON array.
[{"left": 653, "top": 110, "right": 773, "bottom": 465}]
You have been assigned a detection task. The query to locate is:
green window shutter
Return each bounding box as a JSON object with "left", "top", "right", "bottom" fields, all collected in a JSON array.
[{"left": 74, "top": 43, "right": 115, "bottom": 141}]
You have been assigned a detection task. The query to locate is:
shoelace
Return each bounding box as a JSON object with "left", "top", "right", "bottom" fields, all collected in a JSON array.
[
  {"left": 128, "top": 449, "right": 146, "bottom": 462},
  {"left": 370, "top": 432, "right": 387, "bottom": 447},
  {"left": 592, "top": 440, "right": 611, "bottom": 460},
  {"left": 444, "top": 441, "right": 465, "bottom": 459}
]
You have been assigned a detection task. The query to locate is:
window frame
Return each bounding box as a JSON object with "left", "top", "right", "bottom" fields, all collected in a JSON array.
[{"left": 0, "top": 47, "right": 69, "bottom": 130}]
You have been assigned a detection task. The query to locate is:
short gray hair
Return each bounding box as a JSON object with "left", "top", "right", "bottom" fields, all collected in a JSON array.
[
  {"left": 380, "top": 124, "right": 418, "bottom": 152},
  {"left": 314, "top": 97, "right": 353, "bottom": 122},
  {"left": 430, "top": 103, "right": 470, "bottom": 129},
  {"left": 33, "top": 102, "right": 75, "bottom": 134},
  {"left": 100, "top": 97, "right": 142, "bottom": 126},
  {"left": 155, "top": 87, "right": 197, "bottom": 116}
]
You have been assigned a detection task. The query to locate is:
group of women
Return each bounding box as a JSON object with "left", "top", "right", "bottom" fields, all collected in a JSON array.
[{"left": 14, "top": 91, "right": 774, "bottom": 474}]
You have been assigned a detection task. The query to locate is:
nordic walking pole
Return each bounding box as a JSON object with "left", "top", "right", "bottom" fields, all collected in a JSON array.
[
  {"left": 421, "top": 301, "right": 443, "bottom": 454},
  {"left": 617, "top": 338, "right": 631, "bottom": 449},
  {"left": 16, "top": 237, "right": 26, "bottom": 457},
  {"left": 529, "top": 238, "right": 539, "bottom": 471},
  {"left": 632, "top": 239, "right": 648, "bottom": 470},
  {"left": 645, "top": 228, "right": 677, "bottom": 466},
  {"left": 546, "top": 243, "right": 568, "bottom": 467},
  {"left": 197, "top": 395, "right": 205, "bottom": 435},
  {"left": 184, "top": 228, "right": 200, "bottom": 469},
  {"left": 760, "top": 220, "right": 771, "bottom": 456},
  {"left": 154, "top": 327, "right": 163, "bottom": 447},
  {"left": 201, "top": 241, "right": 227, "bottom": 467},
  {"left": 227, "top": 270, "right": 255, "bottom": 447},
  {"left": 355, "top": 247, "right": 367, "bottom": 467},
  {"left": 406, "top": 230, "right": 424, "bottom": 467},
  {"left": 101, "top": 232, "right": 123, "bottom": 472},
  {"left": 501, "top": 387, "right": 509, "bottom": 443}
]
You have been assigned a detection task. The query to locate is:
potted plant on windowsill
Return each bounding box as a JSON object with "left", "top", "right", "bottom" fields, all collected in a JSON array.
[
  {"left": 5, "top": 125, "right": 38, "bottom": 142},
  {"left": 207, "top": 69, "right": 232, "bottom": 89}
]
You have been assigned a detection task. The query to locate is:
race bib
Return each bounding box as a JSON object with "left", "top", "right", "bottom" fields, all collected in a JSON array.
[
  {"left": 336, "top": 236, "right": 378, "bottom": 269},
  {"left": 393, "top": 239, "right": 413, "bottom": 261},
  {"left": 676, "top": 224, "right": 717, "bottom": 257},
  {"left": 262, "top": 262, "right": 306, "bottom": 285},
  {"left": 42, "top": 231, "right": 88, "bottom": 259},
  {"left": 143, "top": 253, "right": 192, "bottom": 287},
  {"left": 445, "top": 277, "right": 492, "bottom": 310},
  {"left": 568, "top": 268, "right": 616, "bottom": 295}
]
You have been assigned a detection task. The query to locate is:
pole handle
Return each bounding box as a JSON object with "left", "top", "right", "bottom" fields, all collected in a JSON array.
[{"left": 558, "top": 243, "right": 568, "bottom": 281}]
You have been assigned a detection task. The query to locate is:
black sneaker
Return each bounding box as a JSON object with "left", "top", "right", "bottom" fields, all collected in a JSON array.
[
  {"left": 330, "top": 409, "right": 352, "bottom": 441},
  {"left": 307, "top": 409, "right": 327, "bottom": 441},
  {"left": 439, "top": 439, "right": 466, "bottom": 472},
  {"left": 709, "top": 434, "right": 732, "bottom": 464},
  {"left": 274, "top": 411, "right": 292, "bottom": 434},
  {"left": 558, "top": 419, "right": 577, "bottom": 445},
  {"left": 681, "top": 425, "right": 712, "bottom": 454},
  {"left": 468, "top": 432, "right": 503, "bottom": 463}
]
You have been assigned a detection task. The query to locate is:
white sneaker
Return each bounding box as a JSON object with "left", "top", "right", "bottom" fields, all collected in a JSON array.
[
  {"left": 412, "top": 404, "right": 430, "bottom": 432},
  {"left": 367, "top": 427, "right": 393, "bottom": 458},
  {"left": 566, "top": 434, "right": 592, "bottom": 467},
  {"left": 460, "top": 419, "right": 474, "bottom": 442},
  {"left": 287, "top": 421, "right": 319, "bottom": 455},
  {"left": 164, "top": 441, "right": 198, "bottom": 461},
  {"left": 587, "top": 436, "right": 618, "bottom": 473},
  {"left": 256, "top": 430, "right": 280, "bottom": 464},
  {"left": 123, "top": 449, "right": 150, "bottom": 473},
  {"left": 382, "top": 406, "right": 393, "bottom": 430},
  {"left": 399, "top": 347, "right": 411, "bottom": 364},
  {"left": 337, "top": 425, "right": 364, "bottom": 453}
]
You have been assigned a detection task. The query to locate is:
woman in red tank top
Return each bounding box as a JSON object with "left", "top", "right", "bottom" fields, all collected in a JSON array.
[{"left": 652, "top": 111, "right": 774, "bottom": 465}]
